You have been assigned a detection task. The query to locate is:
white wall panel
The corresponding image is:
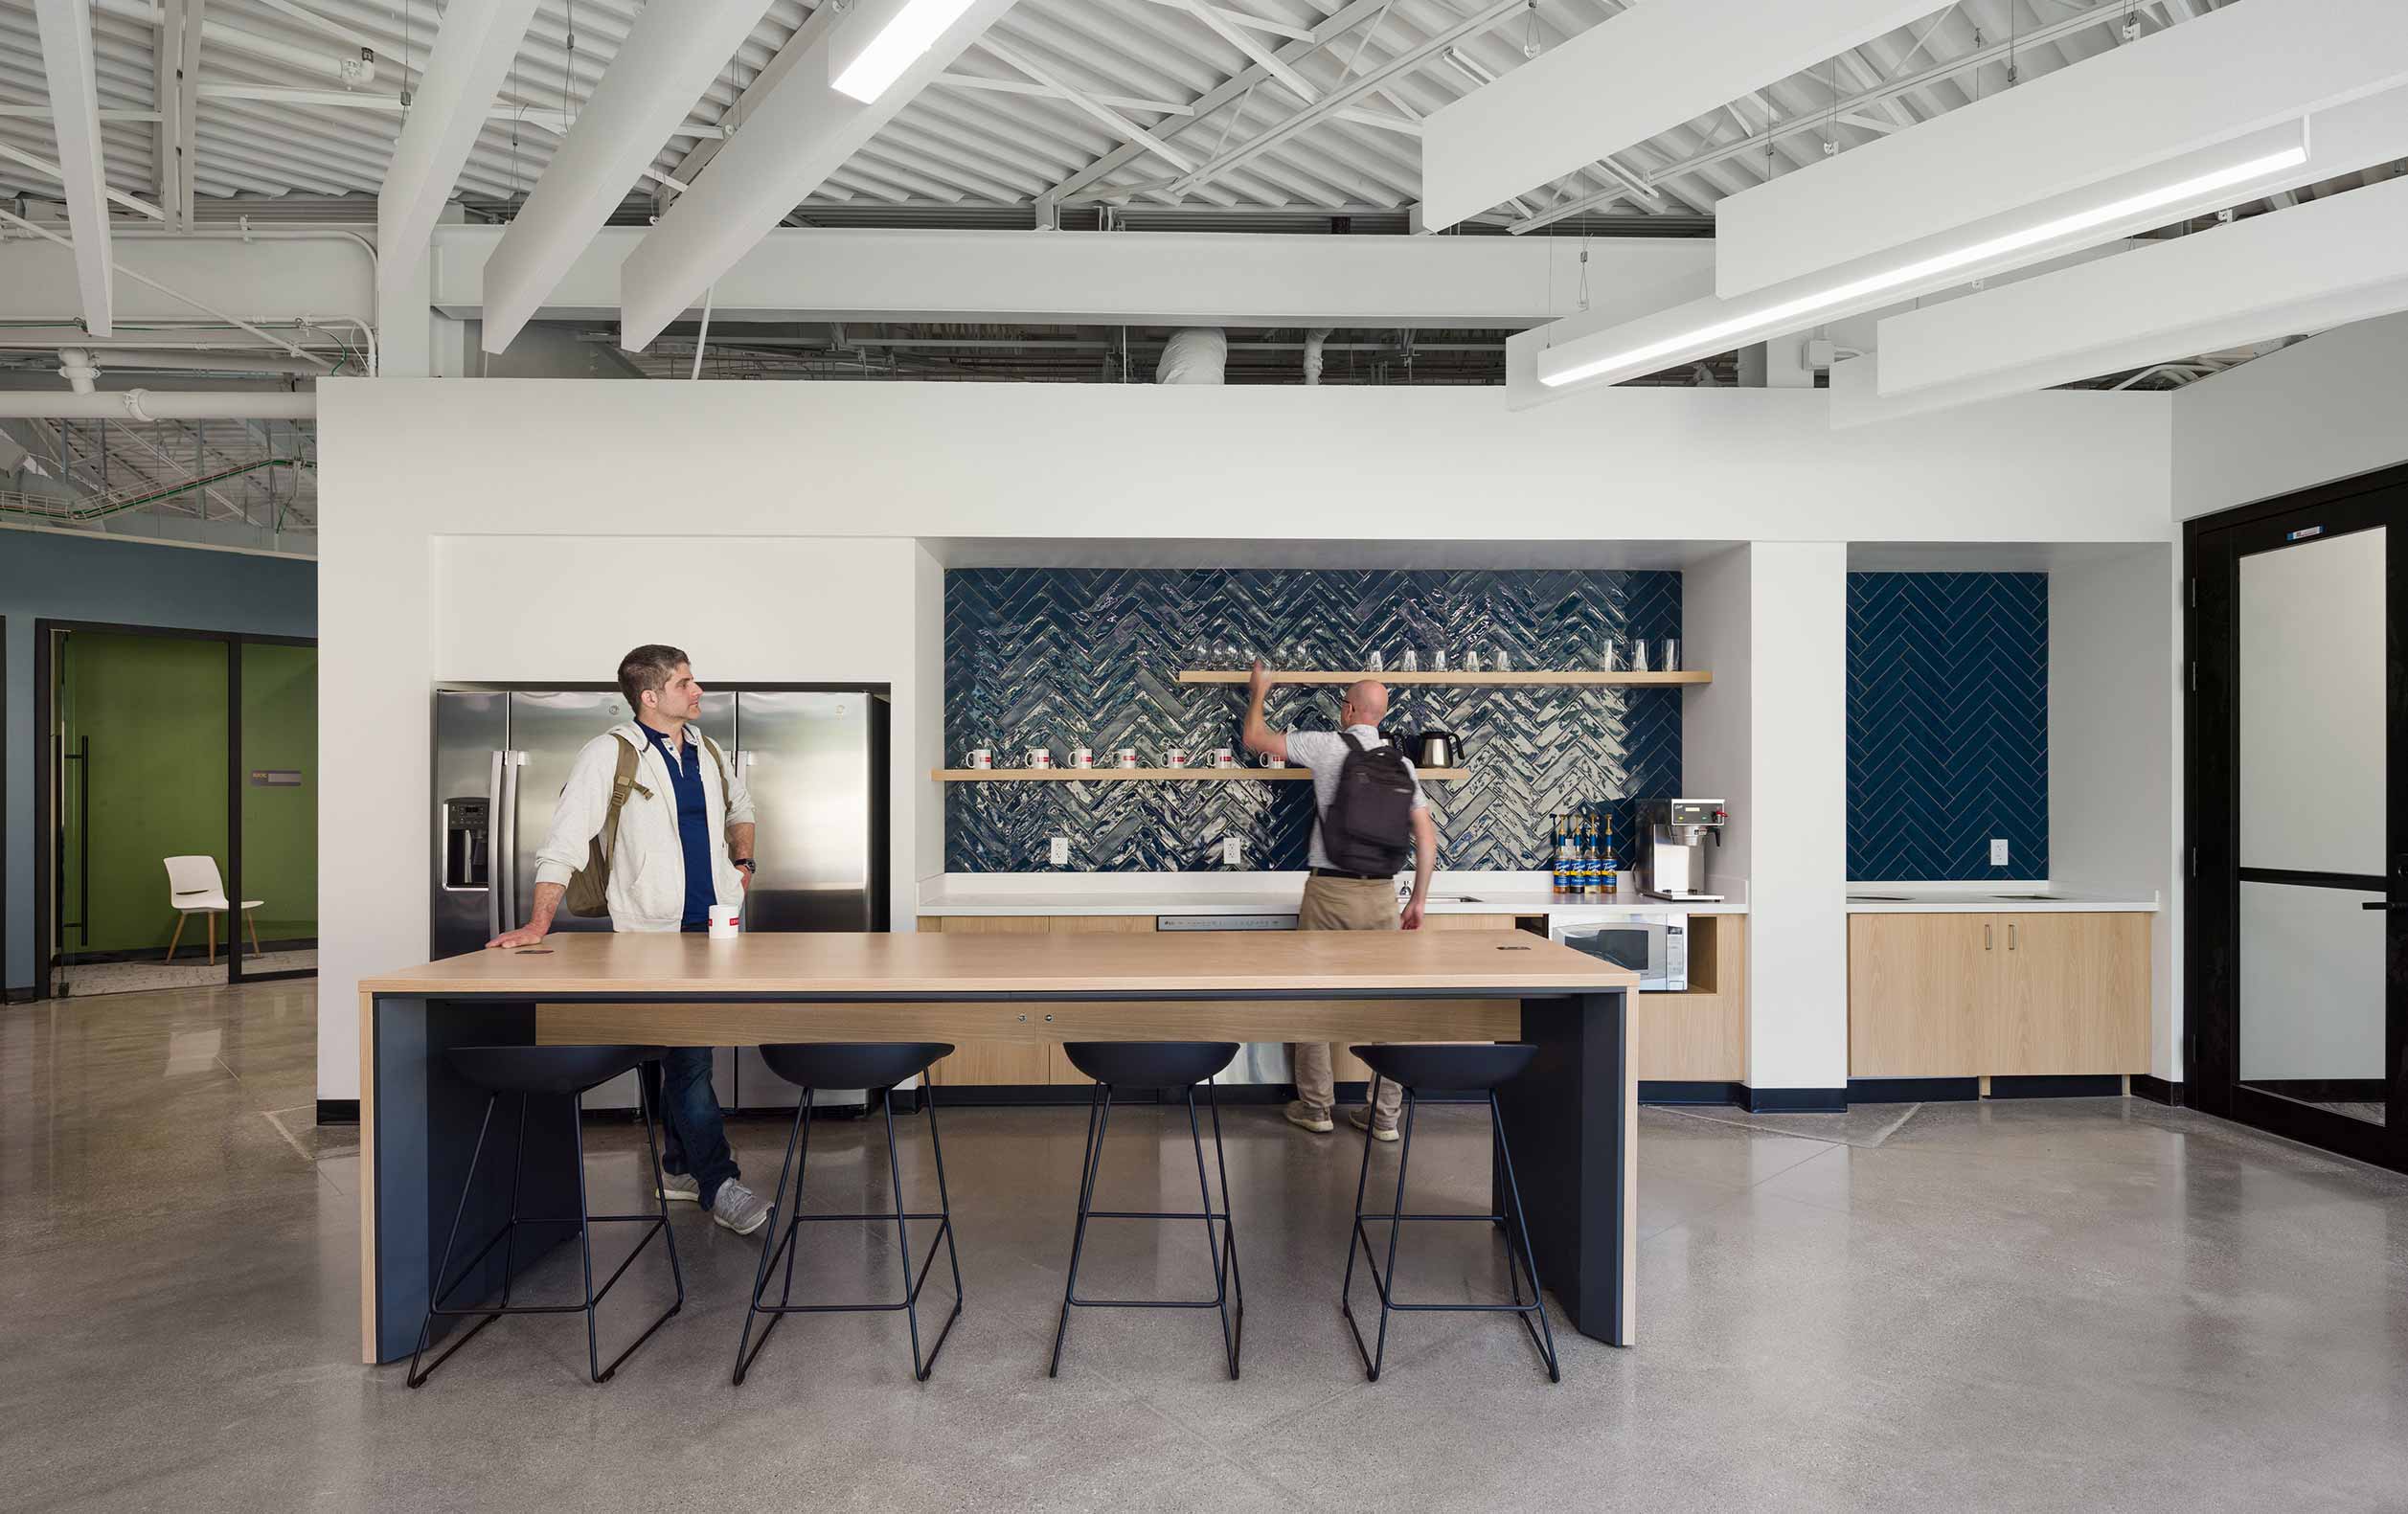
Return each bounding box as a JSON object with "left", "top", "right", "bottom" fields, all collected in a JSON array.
[
  {"left": 2238, "top": 529, "right": 2386, "bottom": 876},
  {"left": 2238, "top": 881, "right": 2387, "bottom": 1083}
]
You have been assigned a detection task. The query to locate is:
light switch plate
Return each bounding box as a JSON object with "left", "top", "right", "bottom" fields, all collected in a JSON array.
[
  {"left": 1222, "top": 836, "right": 1242, "bottom": 866},
  {"left": 1050, "top": 836, "right": 1070, "bottom": 866},
  {"left": 1990, "top": 838, "right": 2010, "bottom": 867}
]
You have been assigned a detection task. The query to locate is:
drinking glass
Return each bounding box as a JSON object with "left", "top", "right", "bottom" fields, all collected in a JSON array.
[
  {"left": 1601, "top": 638, "right": 1625, "bottom": 672},
  {"left": 1659, "top": 638, "right": 1681, "bottom": 673},
  {"left": 1366, "top": 649, "right": 1383, "bottom": 672},
  {"left": 1401, "top": 648, "right": 1420, "bottom": 673},
  {"left": 1493, "top": 647, "right": 1511, "bottom": 672},
  {"left": 1630, "top": 639, "right": 1650, "bottom": 672}
]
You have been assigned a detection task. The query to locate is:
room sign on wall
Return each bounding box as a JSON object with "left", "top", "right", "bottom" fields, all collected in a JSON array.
[{"left": 249, "top": 770, "right": 305, "bottom": 786}]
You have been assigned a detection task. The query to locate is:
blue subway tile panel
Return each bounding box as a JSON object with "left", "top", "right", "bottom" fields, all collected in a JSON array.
[
  {"left": 945, "top": 568, "right": 1683, "bottom": 873},
  {"left": 1848, "top": 572, "right": 2048, "bottom": 882}
]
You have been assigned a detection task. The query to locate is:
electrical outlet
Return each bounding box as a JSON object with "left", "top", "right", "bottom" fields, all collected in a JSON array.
[
  {"left": 1050, "top": 836, "right": 1070, "bottom": 866},
  {"left": 1221, "top": 836, "right": 1242, "bottom": 866},
  {"left": 1990, "top": 838, "right": 2010, "bottom": 868}
]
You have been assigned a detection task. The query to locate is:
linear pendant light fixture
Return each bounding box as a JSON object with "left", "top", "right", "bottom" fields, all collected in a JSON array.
[
  {"left": 1534, "top": 120, "right": 2310, "bottom": 391},
  {"left": 831, "top": 0, "right": 983, "bottom": 102}
]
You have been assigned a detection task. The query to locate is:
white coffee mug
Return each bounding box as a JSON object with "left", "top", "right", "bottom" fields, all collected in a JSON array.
[
  {"left": 1027, "top": 748, "right": 1054, "bottom": 769},
  {"left": 1070, "top": 746, "right": 1095, "bottom": 770},
  {"left": 1164, "top": 747, "right": 1190, "bottom": 769},
  {"left": 1210, "top": 747, "right": 1236, "bottom": 768},
  {"left": 967, "top": 748, "right": 993, "bottom": 770},
  {"left": 1115, "top": 748, "right": 1138, "bottom": 769},
  {"left": 707, "top": 903, "right": 741, "bottom": 939}
]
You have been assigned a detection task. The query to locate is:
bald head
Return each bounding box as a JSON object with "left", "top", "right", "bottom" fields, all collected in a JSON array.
[{"left": 1342, "top": 680, "right": 1389, "bottom": 726}]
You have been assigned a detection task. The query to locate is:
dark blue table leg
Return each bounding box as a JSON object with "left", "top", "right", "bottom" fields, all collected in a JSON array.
[{"left": 1502, "top": 988, "right": 1633, "bottom": 1346}]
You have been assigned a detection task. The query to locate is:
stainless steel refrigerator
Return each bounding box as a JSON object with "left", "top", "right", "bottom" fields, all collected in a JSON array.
[{"left": 432, "top": 687, "right": 890, "bottom": 1111}]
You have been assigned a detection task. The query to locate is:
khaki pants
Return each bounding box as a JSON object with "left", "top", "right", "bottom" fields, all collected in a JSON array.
[{"left": 1291, "top": 874, "right": 1405, "bottom": 1128}]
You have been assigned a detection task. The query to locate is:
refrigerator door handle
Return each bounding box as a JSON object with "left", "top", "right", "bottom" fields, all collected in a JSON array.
[{"left": 487, "top": 750, "right": 509, "bottom": 940}]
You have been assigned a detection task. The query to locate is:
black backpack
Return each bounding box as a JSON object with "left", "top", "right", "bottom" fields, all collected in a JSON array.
[{"left": 1320, "top": 733, "right": 1416, "bottom": 875}]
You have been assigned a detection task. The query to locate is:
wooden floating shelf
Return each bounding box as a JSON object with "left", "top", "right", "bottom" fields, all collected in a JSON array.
[
  {"left": 1175, "top": 669, "right": 1711, "bottom": 687},
  {"left": 934, "top": 767, "right": 1469, "bottom": 782}
]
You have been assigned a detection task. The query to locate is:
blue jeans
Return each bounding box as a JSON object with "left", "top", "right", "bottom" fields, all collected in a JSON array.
[{"left": 642, "top": 922, "right": 739, "bottom": 1208}]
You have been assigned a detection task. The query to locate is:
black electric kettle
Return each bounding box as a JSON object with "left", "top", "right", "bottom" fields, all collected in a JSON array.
[{"left": 1412, "top": 731, "right": 1459, "bottom": 767}]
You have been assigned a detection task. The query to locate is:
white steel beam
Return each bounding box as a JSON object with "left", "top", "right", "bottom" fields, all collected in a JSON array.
[
  {"left": 938, "top": 73, "right": 1197, "bottom": 116},
  {"left": 479, "top": 0, "right": 776, "bottom": 354},
  {"left": 425, "top": 221, "right": 1710, "bottom": 328},
  {"left": 1717, "top": 0, "right": 2408, "bottom": 299},
  {"left": 0, "top": 141, "right": 168, "bottom": 220},
  {"left": 1857, "top": 171, "right": 2408, "bottom": 416},
  {"left": 617, "top": 0, "right": 1019, "bottom": 350},
  {"left": 1166, "top": 0, "right": 1525, "bottom": 199},
  {"left": 661, "top": 4, "right": 847, "bottom": 194},
  {"left": 34, "top": 0, "right": 116, "bottom": 335},
  {"left": 977, "top": 35, "right": 1198, "bottom": 172},
  {"left": 375, "top": 0, "right": 544, "bottom": 274},
  {"left": 1420, "top": 0, "right": 1942, "bottom": 232}
]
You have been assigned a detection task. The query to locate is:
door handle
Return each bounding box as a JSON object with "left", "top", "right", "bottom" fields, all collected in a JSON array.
[
  {"left": 2360, "top": 901, "right": 2408, "bottom": 910},
  {"left": 487, "top": 751, "right": 507, "bottom": 940}
]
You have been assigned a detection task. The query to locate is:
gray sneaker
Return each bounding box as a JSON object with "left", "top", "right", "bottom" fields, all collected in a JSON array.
[
  {"left": 1348, "top": 1104, "right": 1400, "bottom": 1143},
  {"left": 710, "top": 1179, "right": 771, "bottom": 1235},
  {"left": 657, "top": 1170, "right": 699, "bottom": 1204},
  {"left": 1284, "top": 1099, "right": 1334, "bottom": 1134}
]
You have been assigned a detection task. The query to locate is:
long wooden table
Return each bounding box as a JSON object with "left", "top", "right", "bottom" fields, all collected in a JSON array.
[{"left": 357, "top": 930, "right": 1639, "bottom": 1365}]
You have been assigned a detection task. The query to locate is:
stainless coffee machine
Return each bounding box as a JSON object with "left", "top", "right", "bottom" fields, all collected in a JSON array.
[{"left": 1635, "top": 798, "right": 1727, "bottom": 903}]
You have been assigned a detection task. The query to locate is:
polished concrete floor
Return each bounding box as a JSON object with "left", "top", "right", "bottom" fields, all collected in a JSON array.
[{"left": 5, "top": 983, "right": 2408, "bottom": 1513}]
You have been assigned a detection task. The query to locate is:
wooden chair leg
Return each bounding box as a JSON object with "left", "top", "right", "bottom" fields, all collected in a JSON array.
[
  {"left": 246, "top": 910, "right": 261, "bottom": 958},
  {"left": 166, "top": 914, "right": 187, "bottom": 963},
  {"left": 207, "top": 912, "right": 216, "bottom": 967}
]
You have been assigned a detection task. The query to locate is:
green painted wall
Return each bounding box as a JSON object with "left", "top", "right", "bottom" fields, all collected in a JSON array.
[
  {"left": 59, "top": 631, "right": 229, "bottom": 954},
  {"left": 239, "top": 642, "right": 316, "bottom": 938}
]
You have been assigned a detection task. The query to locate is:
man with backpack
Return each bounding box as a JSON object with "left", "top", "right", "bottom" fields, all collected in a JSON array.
[
  {"left": 487, "top": 644, "right": 772, "bottom": 1237},
  {"left": 1241, "top": 658, "right": 1436, "bottom": 1143}
]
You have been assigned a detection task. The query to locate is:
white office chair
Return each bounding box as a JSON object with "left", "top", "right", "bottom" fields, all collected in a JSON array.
[{"left": 164, "top": 856, "right": 264, "bottom": 965}]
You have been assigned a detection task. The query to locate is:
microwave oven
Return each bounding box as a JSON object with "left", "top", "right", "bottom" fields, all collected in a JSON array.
[{"left": 1550, "top": 913, "right": 1688, "bottom": 992}]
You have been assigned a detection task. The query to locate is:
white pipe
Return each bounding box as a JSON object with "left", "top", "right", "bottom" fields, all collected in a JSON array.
[
  {"left": 67, "top": 348, "right": 329, "bottom": 376},
  {"left": 0, "top": 390, "right": 316, "bottom": 419},
  {"left": 57, "top": 348, "right": 100, "bottom": 393},
  {"left": 1304, "top": 327, "right": 1330, "bottom": 385},
  {"left": 0, "top": 207, "right": 330, "bottom": 365}
]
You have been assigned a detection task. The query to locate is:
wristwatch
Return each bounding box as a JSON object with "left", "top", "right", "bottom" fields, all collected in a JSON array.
[{"left": 733, "top": 857, "right": 757, "bottom": 873}]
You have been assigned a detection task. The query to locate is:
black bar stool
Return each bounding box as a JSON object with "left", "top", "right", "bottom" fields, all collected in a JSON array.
[
  {"left": 734, "top": 1042, "right": 963, "bottom": 1386},
  {"left": 1049, "top": 1041, "right": 1243, "bottom": 1380},
  {"left": 1340, "top": 1042, "right": 1559, "bottom": 1384},
  {"left": 407, "top": 1044, "right": 684, "bottom": 1388}
]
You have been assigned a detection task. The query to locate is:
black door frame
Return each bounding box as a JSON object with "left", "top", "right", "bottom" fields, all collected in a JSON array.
[
  {"left": 33, "top": 620, "right": 318, "bottom": 996},
  {"left": 2185, "top": 462, "right": 2406, "bottom": 1172}
]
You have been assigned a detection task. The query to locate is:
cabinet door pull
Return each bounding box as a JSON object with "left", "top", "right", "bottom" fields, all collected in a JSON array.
[
  {"left": 2009, "top": 921, "right": 2016, "bottom": 951},
  {"left": 1985, "top": 922, "right": 1993, "bottom": 951}
]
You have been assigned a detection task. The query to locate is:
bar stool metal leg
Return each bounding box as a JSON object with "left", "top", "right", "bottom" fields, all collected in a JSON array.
[
  {"left": 1490, "top": 1090, "right": 1560, "bottom": 1383},
  {"left": 1184, "top": 1082, "right": 1243, "bottom": 1379},
  {"left": 1049, "top": 1081, "right": 1114, "bottom": 1378},
  {"left": 407, "top": 1093, "right": 500, "bottom": 1388},
  {"left": 735, "top": 1082, "right": 964, "bottom": 1387}
]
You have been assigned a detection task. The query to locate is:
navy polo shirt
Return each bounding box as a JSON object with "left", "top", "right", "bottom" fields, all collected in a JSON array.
[{"left": 641, "top": 726, "right": 717, "bottom": 930}]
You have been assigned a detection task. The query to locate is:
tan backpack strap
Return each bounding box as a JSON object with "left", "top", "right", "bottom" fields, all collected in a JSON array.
[
  {"left": 600, "top": 734, "right": 645, "bottom": 862},
  {"left": 698, "top": 733, "right": 734, "bottom": 801}
]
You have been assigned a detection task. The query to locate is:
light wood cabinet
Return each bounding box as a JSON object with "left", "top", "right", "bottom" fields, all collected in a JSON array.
[
  {"left": 1632, "top": 915, "right": 1748, "bottom": 1081},
  {"left": 1848, "top": 911, "right": 2149, "bottom": 1079},
  {"left": 920, "top": 915, "right": 1167, "bottom": 1085},
  {"left": 1981, "top": 912, "right": 2150, "bottom": 1075}
]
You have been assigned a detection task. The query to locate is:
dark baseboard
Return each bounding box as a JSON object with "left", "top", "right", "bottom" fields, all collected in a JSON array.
[
  {"left": 4, "top": 984, "right": 35, "bottom": 1004},
  {"left": 316, "top": 1098, "right": 359, "bottom": 1125},
  {"left": 1987, "top": 1073, "right": 2124, "bottom": 1099},
  {"left": 1641, "top": 1080, "right": 1745, "bottom": 1106},
  {"left": 2129, "top": 1074, "right": 2184, "bottom": 1107},
  {"left": 1743, "top": 1085, "right": 1848, "bottom": 1114},
  {"left": 1848, "top": 1076, "right": 1981, "bottom": 1103}
]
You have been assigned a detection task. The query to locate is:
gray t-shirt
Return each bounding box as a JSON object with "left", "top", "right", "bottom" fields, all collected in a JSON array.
[{"left": 1286, "top": 724, "right": 1427, "bottom": 872}]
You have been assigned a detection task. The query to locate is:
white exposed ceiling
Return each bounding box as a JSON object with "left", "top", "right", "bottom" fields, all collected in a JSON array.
[{"left": 0, "top": 0, "right": 2214, "bottom": 226}]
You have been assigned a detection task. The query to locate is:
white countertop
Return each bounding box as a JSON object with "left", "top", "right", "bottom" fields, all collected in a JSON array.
[
  {"left": 1846, "top": 887, "right": 2158, "bottom": 914},
  {"left": 919, "top": 871, "right": 1749, "bottom": 918}
]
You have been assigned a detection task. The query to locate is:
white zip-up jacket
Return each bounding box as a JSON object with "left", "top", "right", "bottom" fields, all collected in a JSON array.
[{"left": 532, "top": 720, "right": 756, "bottom": 933}]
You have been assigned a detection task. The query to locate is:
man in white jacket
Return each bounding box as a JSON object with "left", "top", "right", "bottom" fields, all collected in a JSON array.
[{"left": 488, "top": 644, "right": 771, "bottom": 1236}]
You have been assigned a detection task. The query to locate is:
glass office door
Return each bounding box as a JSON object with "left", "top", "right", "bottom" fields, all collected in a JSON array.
[{"left": 2190, "top": 480, "right": 2402, "bottom": 1168}]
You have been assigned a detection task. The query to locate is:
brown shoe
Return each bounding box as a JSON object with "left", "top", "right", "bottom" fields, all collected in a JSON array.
[
  {"left": 1348, "top": 1104, "right": 1400, "bottom": 1142},
  {"left": 1284, "top": 1099, "right": 1334, "bottom": 1134}
]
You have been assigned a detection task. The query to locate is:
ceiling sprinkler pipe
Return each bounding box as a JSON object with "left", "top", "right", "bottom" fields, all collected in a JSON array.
[{"left": 57, "top": 349, "right": 100, "bottom": 394}]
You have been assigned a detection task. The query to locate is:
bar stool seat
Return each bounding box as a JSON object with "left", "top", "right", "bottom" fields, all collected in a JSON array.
[
  {"left": 1341, "top": 1042, "right": 1559, "bottom": 1385},
  {"left": 1049, "top": 1041, "right": 1244, "bottom": 1380},
  {"left": 408, "top": 1044, "right": 684, "bottom": 1389},
  {"left": 736, "top": 1042, "right": 963, "bottom": 1386}
]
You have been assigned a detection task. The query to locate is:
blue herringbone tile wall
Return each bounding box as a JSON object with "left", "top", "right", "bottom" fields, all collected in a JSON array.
[
  {"left": 1848, "top": 572, "right": 2048, "bottom": 881},
  {"left": 945, "top": 568, "right": 1683, "bottom": 872}
]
